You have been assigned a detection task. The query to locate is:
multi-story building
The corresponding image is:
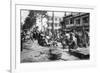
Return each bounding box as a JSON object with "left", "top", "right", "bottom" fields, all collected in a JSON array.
[
  {"left": 62, "top": 13, "right": 90, "bottom": 32},
  {"left": 47, "top": 16, "right": 62, "bottom": 39}
]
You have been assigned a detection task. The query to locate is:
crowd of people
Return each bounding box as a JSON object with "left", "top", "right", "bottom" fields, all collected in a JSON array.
[
  {"left": 60, "top": 29, "right": 89, "bottom": 51},
  {"left": 21, "top": 26, "right": 89, "bottom": 52}
]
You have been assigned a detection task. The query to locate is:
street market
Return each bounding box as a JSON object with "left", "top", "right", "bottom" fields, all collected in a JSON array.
[{"left": 21, "top": 10, "right": 90, "bottom": 63}]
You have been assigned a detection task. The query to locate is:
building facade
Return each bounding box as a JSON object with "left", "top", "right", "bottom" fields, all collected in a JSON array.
[
  {"left": 47, "top": 16, "right": 62, "bottom": 39},
  {"left": 62, "top": 13, "right": 90, "bottom": 32}
]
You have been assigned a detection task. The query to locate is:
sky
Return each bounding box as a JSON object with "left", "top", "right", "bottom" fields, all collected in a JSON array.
[{"left": 21, "top": 10, "right": 29, "bottom": 25}]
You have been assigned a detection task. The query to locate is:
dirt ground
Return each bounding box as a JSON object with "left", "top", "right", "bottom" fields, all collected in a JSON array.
[{"left": 21, "top": 40, "right": 89, "bottom": 63}]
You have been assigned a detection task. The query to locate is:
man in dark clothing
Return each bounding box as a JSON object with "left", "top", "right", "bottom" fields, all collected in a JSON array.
[{"left": 68, "top": 33, "right": 77, "bottom": 52}]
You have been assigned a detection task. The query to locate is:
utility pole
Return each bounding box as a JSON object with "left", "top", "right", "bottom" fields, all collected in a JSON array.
[{"left": 52, "top": 11, "right": 55, "bottom": 40}]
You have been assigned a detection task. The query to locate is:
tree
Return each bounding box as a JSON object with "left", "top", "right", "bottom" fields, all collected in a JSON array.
[{"left": 22, "top": 10, "right": 47, "bottom": 31}]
